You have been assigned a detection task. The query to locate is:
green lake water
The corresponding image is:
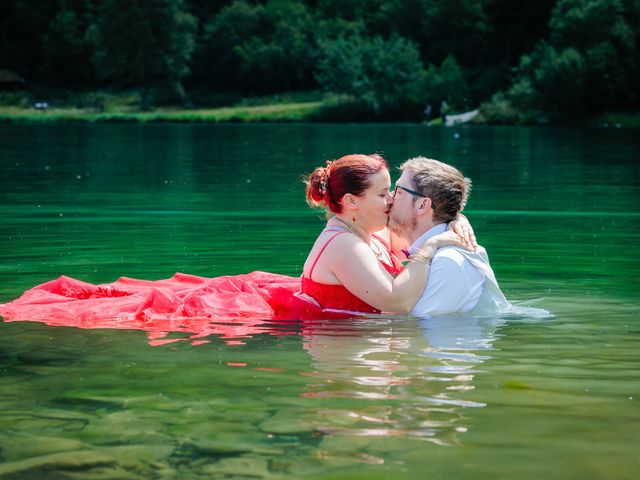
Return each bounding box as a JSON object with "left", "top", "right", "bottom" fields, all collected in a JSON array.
[{"left": 0, "top": 124, "right": 638, "bottom": 479}]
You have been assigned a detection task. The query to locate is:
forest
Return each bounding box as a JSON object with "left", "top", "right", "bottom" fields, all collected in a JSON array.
[{"left": 1, "top": 0, "right": 639, "bottom": 122}]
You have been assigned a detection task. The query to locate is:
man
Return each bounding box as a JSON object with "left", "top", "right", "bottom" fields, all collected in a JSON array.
[{"left": 388, "top": 157, "right": 508, "bottom": 316}]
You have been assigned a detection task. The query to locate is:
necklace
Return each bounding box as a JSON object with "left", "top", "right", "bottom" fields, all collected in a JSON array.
[
  {"left": 331, "top": 217, "right": 388, "bottom": 262},
  {"left": 332, "top": 216, "right": 367, "bottom": 240}
]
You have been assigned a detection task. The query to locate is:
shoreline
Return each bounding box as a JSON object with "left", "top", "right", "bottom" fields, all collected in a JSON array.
[
  {"left": 0, "top": 102, "right": 325, "bottom": 124},
  {"left": 1, "top": 105, "right": 638, "bottom": 128}
]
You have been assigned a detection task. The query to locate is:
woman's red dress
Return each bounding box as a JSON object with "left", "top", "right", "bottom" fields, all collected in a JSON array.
[{"left": 0, "top": 229, "right": 403, "bottom": 341}]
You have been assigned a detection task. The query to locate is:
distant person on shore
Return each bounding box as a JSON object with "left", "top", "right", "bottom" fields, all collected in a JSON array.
[
  {"left": 423, "top": 104, "right": 432, "bottom": 123},
  {"left": 440, "top": 100, "right": 449, "bottom": 125}
]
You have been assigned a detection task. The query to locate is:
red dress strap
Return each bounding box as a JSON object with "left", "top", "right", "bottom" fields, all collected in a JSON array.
[{"left": 308, "top": 230, "right": 346, "bottom": 280}]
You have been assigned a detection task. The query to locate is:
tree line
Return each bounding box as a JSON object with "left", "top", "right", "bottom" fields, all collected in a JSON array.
[{"left": 1, "top": 0, "right": 638, "bottom": 120}]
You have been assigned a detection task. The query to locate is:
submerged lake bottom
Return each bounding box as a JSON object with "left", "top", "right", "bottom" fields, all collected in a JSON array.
[
  {"left": 1, "top": 123, "right": 639, "bottom": 478},
  {"left": 0, "top": 296, "right": 637, "bottom": 479}
]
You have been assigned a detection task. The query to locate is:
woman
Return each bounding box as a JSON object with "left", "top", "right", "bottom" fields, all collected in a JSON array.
[
  {"left": 0, "top": 154, "right": 472, "bottom": 327},
  {"left": 301, "top": 153, "right": 470, "bottom": 314}
]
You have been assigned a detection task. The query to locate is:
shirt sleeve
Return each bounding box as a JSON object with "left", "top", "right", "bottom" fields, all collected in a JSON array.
[{"left": 411, "top": 250, "right": 482, "bottom": 317}]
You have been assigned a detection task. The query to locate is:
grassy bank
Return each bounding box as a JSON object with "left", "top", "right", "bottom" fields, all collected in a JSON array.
[
  {"left": 0, "top": 90, "right": 347, "bottom": 123},
  {"left": 0, "top": 102, "right": 327, "bottom": 123},
  {"left": 587, "top": 112, "right": 640, "bottom": 129},
  {"left": 2, "top": 90, "right": 639, "bottom": 126}
]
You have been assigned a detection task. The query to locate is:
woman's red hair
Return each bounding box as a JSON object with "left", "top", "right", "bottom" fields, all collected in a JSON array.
[{"left": 305, "top": 154, "right": 388, "bottom": 213}]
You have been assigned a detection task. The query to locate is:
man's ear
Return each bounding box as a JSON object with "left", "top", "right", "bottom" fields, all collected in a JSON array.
[{"left": 415, "top": 197, "right": 432, "bottom": 215}]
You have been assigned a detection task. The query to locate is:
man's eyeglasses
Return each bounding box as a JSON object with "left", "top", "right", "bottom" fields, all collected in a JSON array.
[
  {"left": 393, "top": 184, "right": 437, "bottom": 209},
  {"left": 394, "top": 184, "right": 425, "bottom": 198}
]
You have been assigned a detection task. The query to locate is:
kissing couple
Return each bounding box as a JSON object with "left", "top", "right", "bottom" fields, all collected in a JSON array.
[{"left": 300, "top": 154, "right": 508, "bottom": 316}]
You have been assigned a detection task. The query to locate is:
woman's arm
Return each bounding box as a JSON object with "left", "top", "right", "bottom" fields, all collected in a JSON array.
[{"left": 327, "top": 231, "right": 464, "bottom": 313}]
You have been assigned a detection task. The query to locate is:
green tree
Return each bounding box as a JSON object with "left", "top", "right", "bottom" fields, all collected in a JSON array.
[
  {"left": 420, "top": 0, "right": 491, "bottom": 66},
  {"left": 315, "top": 0, "right": 388, "bottom": 25},
  {"left": 90, "top": 0, "right": 197, "bottom": 109},
  {"left": 185, "top": 0, "right": 229, "bottom": 23},
  {"left": 0, "top": 0, "right": 60, "bottom": 82},
  {"left": 41, "top": 1, "right": 96, "bottom": 87},
  {"left": 481, "top": 0, "right": 556, "bottom": 96},
  {"left": 316, "top": 33, "right": 425, "bottom": 111},
  {"left": 236, "top": 0, "right": 317, "bottom": 91},
  {"left": 192, "top": 0, "right": 259, "bottom": 91},
  {"left": 422, "top": 55, "right": 472, "bottom": 111},
  {"left": 361, "top": 0, "right": 491, "bottom": 103},
  {"left": 194, "top": 0, "right": 316, "bottom": 92},
  {"left": 507, "top": 0, "right": 640, "bottom": 117}
]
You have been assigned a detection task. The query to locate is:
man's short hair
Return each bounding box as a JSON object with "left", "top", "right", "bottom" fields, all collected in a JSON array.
[{"left": 400, "top": 157, "right": 471, "bottom": 222}]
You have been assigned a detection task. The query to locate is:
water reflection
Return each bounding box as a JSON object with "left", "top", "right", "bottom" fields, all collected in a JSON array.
[
  {"left": 2, "top": 307, "right": 513, "bottom": 448},
  {"left": 3, "top": 314, "right": 302, "bottom": 347},
  {"left": 298, "top": 315, "right": 505, "bottom": 446}
]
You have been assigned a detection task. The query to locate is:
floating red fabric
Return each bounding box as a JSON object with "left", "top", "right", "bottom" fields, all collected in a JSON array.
[{"left": 0, "top": 272, "right": 335, "bottom": 345}]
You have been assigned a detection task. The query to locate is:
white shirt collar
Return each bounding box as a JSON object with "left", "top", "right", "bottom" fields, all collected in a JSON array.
[{"left": 408, "top": 223, "right": 447, "bottom": 255}]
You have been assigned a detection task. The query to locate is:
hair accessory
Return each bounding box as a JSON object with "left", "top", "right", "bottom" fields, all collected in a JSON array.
[
  {"left": 319, "top": 172, "right": 328, "bottom": 195},
  {"left": 318, "top": 161, "right": 333, "bottom": 196}
]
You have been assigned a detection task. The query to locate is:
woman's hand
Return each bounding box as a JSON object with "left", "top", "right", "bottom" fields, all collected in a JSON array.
[
  {"left": 448, "top": 214, "right": 477, "bottom": 251},
  {"left": 429, "top": 230, "right": 470, "bottom": 251}
]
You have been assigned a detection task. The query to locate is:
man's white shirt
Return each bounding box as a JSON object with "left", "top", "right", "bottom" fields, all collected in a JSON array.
[{"left": 408, "top": 223, "right": 507, "bottom": 317}]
